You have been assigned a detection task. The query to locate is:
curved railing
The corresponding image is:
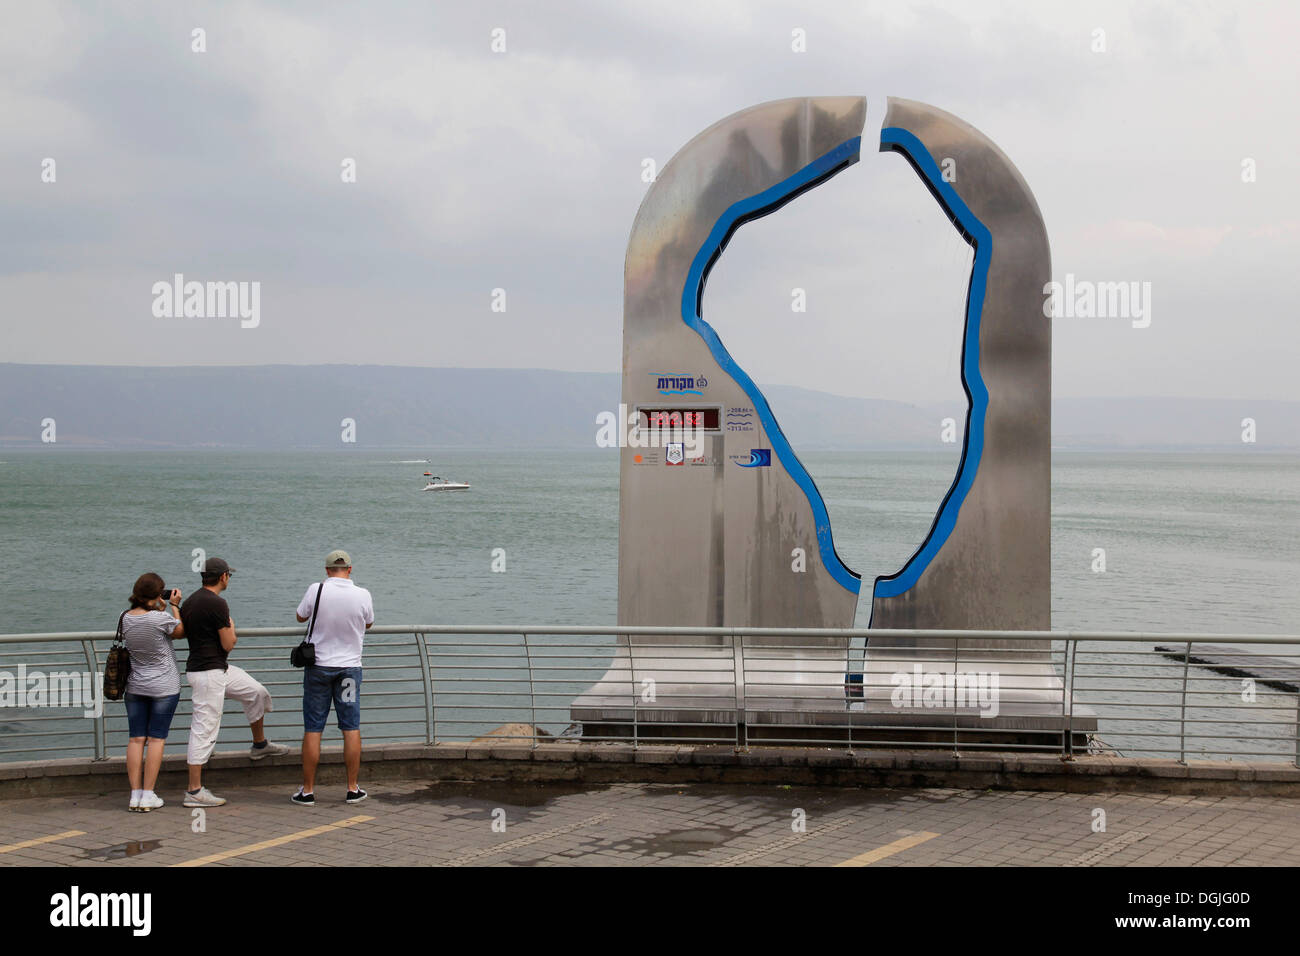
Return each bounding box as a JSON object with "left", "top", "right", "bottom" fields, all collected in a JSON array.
[{"left": 0, "top": 626, "right": 1296, "bottom": 765}]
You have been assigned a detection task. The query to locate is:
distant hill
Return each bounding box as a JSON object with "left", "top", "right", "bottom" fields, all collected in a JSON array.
[{"left": 0, "top": 364, "right": 1295, "bottom": 451}]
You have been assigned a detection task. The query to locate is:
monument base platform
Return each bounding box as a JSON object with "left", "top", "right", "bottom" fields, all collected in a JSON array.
[{"left": 571, "top": 643, "right": 1097, "bottom": 753}]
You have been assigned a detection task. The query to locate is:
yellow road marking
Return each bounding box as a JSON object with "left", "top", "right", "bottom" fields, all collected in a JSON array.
[
  {"left": 0, "top": 829, "right": 86, "bottom": 855},
  {"left": 834, "top": 831, "right": 941, "bottom": 867},
  {"left": 171, "top": 815, "right": 373, "bottom": 868}
]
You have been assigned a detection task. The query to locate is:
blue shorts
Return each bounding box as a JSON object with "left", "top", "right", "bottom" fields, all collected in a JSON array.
[
  {"left": 302, "top": 665, "right": 363, "bottom": 733},
  {"left": 124, "top": 692, "right": 181, "bottom": 740}
]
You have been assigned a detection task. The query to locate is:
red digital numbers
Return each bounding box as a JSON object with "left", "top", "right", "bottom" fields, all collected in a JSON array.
[
  {"left": 651, "top": 411, "right": 694, "bottom": 427},
  {"left": 640, "top": 408, "right": 718, "bottom": 430}
]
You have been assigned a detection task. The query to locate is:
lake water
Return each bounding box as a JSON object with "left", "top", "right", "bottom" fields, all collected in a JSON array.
[{"left": 1, "top": 449, "right": 1296, "bottom": 761}]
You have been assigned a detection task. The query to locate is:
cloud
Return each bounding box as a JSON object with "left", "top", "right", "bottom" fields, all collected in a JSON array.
[{"left": 0, "top": 0, "right": 1297, "bottom": 402}]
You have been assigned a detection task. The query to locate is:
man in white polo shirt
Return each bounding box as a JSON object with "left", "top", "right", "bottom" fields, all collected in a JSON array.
[{"left": 290, "top": 549, "right": 374, "bottom": 806}]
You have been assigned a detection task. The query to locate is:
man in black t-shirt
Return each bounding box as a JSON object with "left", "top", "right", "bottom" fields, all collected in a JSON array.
[
  {"left": 183, "top": 586, "right": 233, "bottom": 672},
  {"left": 179, "top": 557, "right": 289, "bottom": 807}
]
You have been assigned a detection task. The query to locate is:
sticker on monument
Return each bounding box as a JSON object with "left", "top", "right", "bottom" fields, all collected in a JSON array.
[
  {"left": 665, "top": 443, "right": 684, "bottom": 465},
  {"left": 734, "top": 449, "right": 771, "bottom": 468},
  {"left": 725, "top": 407, "right": 756, "bottom": 432}
]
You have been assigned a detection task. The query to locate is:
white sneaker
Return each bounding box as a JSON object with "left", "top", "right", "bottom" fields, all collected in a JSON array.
[
  {"left": 138, "top": 793, "right": 165, "bottom": 812},
  {"left": 183, "top": 787, "right": 227, "bottom": 807},
  {"left": 249, "top": 741, "right": 290, "bottom": 760},
  {"left": 128, "top": 793, "right": 141, "bottom": 812}
]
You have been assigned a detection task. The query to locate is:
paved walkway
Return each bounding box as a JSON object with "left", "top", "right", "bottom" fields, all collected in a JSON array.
[{"left": 1, "top": 781, "right": 1298, "bottom": 867}]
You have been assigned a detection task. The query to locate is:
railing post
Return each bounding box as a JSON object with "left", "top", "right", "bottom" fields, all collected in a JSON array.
[
  {"left": 1063, "top": 639, "right": 1078, "bottom": 759},
  {"left": 629, "top": 636, "right": 639, "bottom": 750},
  {"left": 846, "top": 631, "right": 855, "bottom": 756},
  {"left": 1178, "top": 640, "right": 1192, "bottom": 763},
  {"left": 951, "top": 632, "right": 960, "bottom": 756},
  {"left": 1293, "top": 679, "right": 1299, "bottom": 770},
  {"left": 734, "top": 631, "right": 745, "bottom": 751},
  {"left": 522, "top": 633, "right": 538, "bottom": 749},
  {"left": 413, "top": 631, "right": 435, "bottom": 745},
  {"left": 80, "top": 639, "right": 106, "bottom": 760}
]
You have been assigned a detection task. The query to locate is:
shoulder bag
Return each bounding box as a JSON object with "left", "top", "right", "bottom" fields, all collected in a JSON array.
[
  {"left": 291, "top": 581, "right": 325, "bottom": 668},
  {"left": 103, "top": 610, "right": 131, "bottom": 701}
]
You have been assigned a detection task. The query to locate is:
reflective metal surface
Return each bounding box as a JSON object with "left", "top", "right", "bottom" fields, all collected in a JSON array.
[
  {"left": 594, "top": 95, "right": 1057, "bottom": 735},
  {"left": 618, "top": 96, "right": 869, "bottom": 633},
  {"left": 870, "top": 97, "right": 1052, "bottom": 636}
]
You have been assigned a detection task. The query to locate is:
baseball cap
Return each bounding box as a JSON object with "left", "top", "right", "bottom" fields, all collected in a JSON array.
[
  {"left": 325, "top": 549, "right": 352, "bottom": 568},
  {"left": 203, "top": 557, "right": 235, "bottom": 576}
]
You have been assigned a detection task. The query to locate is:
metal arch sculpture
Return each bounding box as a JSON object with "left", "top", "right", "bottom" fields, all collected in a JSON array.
[
  {"left": 617, "top": 97, "right": 868, "bottom": 633},
  {"left": 575, "top": 96, "right": 1066, "bottom": 739},
  {"left": 616, "top": 94, "right": 1049, "bottom": 632},
  {"left": 870, "top": 98, "right": 1051, "bottom": 637}
]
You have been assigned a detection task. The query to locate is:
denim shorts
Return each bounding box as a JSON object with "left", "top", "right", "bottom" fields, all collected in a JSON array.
[
  {"left": 302, "top": 665, "right": 363, "bottom": 733},
  {"left": 124, "top": 692, "right": 181, "bottom": 740}
]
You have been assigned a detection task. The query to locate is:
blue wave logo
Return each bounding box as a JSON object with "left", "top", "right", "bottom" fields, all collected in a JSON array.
[{"left": 735, "top": 449, "right": 771, "bottom": 468}]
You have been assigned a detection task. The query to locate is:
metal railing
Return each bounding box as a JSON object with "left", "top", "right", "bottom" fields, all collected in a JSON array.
[{"left": 0, "top": 626, "right": 1296, "bottom": 766}]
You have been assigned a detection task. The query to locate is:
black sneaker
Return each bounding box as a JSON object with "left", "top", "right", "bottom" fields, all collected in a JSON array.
[
  {"left": 345, "top": 788, "right": 368, "bottom": 804},
  {"left": 291, "top": 788, "right": 315, "bottom": 807}
]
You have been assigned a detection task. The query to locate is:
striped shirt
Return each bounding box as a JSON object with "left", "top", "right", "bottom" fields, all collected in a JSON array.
[{"left": 121, "top": 610, "right": 181, "bottom": 697}]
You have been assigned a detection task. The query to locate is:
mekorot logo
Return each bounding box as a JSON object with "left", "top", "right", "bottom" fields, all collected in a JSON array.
[{"left": 651, "top": 373, "right": 707, "bottom": 396}]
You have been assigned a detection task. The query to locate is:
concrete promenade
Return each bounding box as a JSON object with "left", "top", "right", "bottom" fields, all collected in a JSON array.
[{"left": 0, "top": 741, "right": 1297, "bottom": 867}]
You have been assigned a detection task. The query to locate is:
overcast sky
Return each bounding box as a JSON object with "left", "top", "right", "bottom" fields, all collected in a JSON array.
[{"left": 2, "top": 0, "right": 1297, "bottom": 404}]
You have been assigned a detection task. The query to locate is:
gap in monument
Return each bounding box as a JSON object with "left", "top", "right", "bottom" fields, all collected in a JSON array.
[{"left": 699, "top": 147, "right": 972, "bottom": 625}]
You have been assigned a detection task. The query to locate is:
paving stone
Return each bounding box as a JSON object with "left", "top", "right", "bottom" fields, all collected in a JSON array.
[
  {"left": 532, "top": 746, "right": 578, "bottom": 762},
  {"left": 487, "top": 746, "right": 534, "bottom": 761},
  {"left": 1142, "top": 761, "right": 1192, "bottom": 779},
  {"left": 691, "top": 748, "right": 741, "bottom": 766},
  {"left": 582, "top": 746, "right": 635, "bottom": 763},
  {"left": 427, "top": 745, "right": 468, "bottom": 759},
  {"left": 3, "top": 759, "right": 1299, "bottom": 868},
  {"left": 633, "top": 747, "right": 681, "bottom": 765},
  {"left": 1252, "top": 767, "right": 1300, "bottom": 783}
]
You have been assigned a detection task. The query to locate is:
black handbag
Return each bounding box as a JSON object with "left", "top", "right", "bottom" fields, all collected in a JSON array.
[
  {"left": 103, "top": 610, "right": 131, "bottom": 701},
  {"left": 291, "top": 581, "right": 325, "bottom": 668}
]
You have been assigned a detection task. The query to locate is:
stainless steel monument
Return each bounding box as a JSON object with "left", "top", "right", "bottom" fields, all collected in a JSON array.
[{"left": 573, "top": 96, "right": 1091, "bottom": 746}]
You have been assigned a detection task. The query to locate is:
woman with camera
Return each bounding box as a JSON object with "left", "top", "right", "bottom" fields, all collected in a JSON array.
[{"left": 120, "top": 573, "right": 185, "bottom": 811}]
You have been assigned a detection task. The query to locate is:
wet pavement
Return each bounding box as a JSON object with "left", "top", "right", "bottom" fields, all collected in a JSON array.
[{"left": 1, "top": 780, "right": 1298, "bottom": 866}]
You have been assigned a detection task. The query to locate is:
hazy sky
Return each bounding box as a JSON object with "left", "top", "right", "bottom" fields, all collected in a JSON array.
[{"left": 2, "top": 0, "right": 1297, "bottom": 403}]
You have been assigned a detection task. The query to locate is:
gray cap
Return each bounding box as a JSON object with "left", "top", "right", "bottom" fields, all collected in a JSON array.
[
  {"left": 203, "top": 557, "right": 235, "bottom": 576},
  {"left": 325, "top": 549, "right": 352, "bottom": 568}
]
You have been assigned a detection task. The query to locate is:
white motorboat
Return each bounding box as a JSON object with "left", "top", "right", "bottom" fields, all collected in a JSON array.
[{"left": 422, "top": 475, "right": 470, "bottom": 491}]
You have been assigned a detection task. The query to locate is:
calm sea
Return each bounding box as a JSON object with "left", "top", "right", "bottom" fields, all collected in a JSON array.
[
  {"left": 1, "top": 449, "right": 1296, "bottom": 760},
  {"left": 1, "top": 448, "right": 1295, "bottom": 633}
]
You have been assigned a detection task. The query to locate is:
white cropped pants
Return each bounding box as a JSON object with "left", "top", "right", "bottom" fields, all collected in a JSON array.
[{"left": 185, "top": 665, "right": 273, "bottom": 765}]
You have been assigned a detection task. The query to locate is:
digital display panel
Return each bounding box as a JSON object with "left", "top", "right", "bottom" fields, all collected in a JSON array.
[{"left": 638, "top": 407, "right": 720, "bottom": 431}]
